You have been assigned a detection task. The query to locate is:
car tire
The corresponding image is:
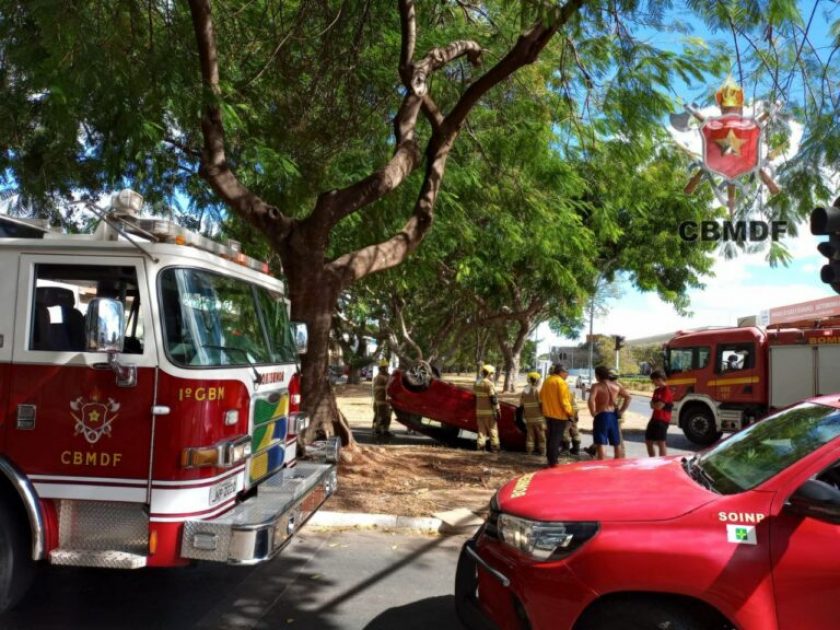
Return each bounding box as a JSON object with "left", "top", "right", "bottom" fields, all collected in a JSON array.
[
  {"left": 681, "top": 405, "right": 722, "bottom": 446},
  {"left": 403, "top": 361, "right": 434, "bottom": 392},
  {"left": 576, "top": 598, "right": 714, "bottom": 630},
  {"left": 0, "top": 498, "right": 35, "bottom": 614}
]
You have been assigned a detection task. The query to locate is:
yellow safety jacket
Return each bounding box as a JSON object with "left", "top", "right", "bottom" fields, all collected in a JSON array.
[
  {"left": 474, "top": 378, "right": 499, "bottom": 418},
  {"left": 373, "top": 373, "right": 389, "bottom": 408},
  {"left": 520, "top": 387, "right": 543, "bottom": 422},
  {"left": 539, "top": 375, "right": 573, "bottom": 420}
]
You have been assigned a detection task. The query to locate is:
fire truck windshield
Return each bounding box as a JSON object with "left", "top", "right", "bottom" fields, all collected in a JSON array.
[
  {"left": 697, "top": 403, "right": 840, "bottom": 494},
  {"left": 160, "top": 268, "right": 297, "bottom": 367}
]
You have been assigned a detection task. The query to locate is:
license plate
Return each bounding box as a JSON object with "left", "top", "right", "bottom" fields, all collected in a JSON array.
[{"left": 209, "top": 477, "right": 238, "bottom": 506}]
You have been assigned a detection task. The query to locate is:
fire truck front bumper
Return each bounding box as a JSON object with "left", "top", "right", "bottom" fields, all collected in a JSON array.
[{"left": 180, "top": 459, "right": 338, "bottom": 565}]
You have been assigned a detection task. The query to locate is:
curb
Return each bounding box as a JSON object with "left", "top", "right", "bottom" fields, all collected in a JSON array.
[{"left": 309, "top": 510, "right": 461, "bottom": 534}]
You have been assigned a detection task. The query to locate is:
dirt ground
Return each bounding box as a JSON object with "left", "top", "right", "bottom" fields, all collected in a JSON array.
[{"left": 328, "top": 376, "right": 570, "bottom": 518}]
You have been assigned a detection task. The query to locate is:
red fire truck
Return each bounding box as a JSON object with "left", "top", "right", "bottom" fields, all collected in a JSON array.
[
  {"left": 0, "top": 190, "right": 339, "bottom": 612},
  {"left": 664, "top": 324, "right": 840, "bottom": 444}
]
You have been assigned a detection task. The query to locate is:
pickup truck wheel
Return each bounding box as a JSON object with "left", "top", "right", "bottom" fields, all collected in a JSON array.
[
  {"left": 682, "top": 406, "right": 722, "bottom": 446},
  {"left": 577, "top": 598, "right": 712, "bottom": 630},
  {"left": 0, "top": 501, "right": 35, "bottom": 614}
]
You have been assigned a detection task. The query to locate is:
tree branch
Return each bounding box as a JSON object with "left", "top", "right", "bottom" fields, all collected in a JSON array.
[{"left": 187, "top": 0, "right": 292, "bottom": 244}]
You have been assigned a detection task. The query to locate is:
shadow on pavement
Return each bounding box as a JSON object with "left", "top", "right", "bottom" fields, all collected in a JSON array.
[
  {"left": 364, "top": 595, "right": 461, "bottom": 630},
  {"left": 3, "top": 535, "right": 346, "bottom": 630}
]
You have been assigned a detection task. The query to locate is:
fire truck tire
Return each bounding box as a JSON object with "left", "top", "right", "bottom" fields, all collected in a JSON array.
[
  {"left": 0, "top": 499, "right": 35, "bottom": 614},
  {"left": 681, "top": 405, "right": 722, "bottom": 446},
  {"left": 576, "top": 597, "right": 717, "bottom": 630}
]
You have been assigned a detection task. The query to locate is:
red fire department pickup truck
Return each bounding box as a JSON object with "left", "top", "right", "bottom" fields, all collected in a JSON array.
[
  {"left": 0, "top": 190, "right": 339, "bottom": 613},
  {"left": 456, "top": 395, "right": 840, "bottom": 630},
  {"left": 665, "top": 325, "right": 840, "bottom": 445}
]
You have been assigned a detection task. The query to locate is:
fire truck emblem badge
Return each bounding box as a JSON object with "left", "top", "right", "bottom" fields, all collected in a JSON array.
[
  {"left": 671, "top": 76, "right": 784, "bottom": 216},
  {"left": 70, "top": 396, "right": 120, "bottom": 444}
]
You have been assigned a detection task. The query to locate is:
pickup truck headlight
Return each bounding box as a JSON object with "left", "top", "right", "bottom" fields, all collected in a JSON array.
[{"left": 497, "top": 514, "right": 598, "bottom": 561}]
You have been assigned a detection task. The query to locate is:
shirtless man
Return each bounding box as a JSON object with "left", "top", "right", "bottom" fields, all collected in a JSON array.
[{"left": 587, "top": 365, "right": 632, "bottom": 460}]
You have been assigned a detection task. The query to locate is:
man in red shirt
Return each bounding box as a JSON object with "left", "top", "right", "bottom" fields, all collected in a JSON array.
[{"left": 645, "top": 370, "right": 673, "bottom": 457}]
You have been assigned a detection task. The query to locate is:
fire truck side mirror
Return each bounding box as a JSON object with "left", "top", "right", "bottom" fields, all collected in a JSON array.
[
  {"left": 290, "top": 322, "right": 308, "bottom": 355},
  {"left": 85, "top": 298, "right": 126, "bottom": 353}
]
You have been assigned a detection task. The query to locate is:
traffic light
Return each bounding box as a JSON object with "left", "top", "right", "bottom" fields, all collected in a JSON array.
[
  {"left": 811, "top": 198, "right": 840, "bottom": 294},
  {"left": 614, "top": 335, "right": 625, "bottom": 351}
]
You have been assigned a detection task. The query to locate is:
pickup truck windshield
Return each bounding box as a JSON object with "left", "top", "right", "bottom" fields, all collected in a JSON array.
[
  {"left": 698, "top": 403, "right": 840, "bottom": 494},
  {"left": 160, "top": 268, "right": 296, "bottom": 367}
]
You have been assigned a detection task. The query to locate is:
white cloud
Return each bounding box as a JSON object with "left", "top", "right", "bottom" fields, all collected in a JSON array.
[{"left": 542, "top": 224, "right": 831, "bottom": 350}]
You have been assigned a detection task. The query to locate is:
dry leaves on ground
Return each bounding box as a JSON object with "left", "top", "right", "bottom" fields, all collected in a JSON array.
[{"left": 330, "top": 444, "right": 547, "bottom": 517}]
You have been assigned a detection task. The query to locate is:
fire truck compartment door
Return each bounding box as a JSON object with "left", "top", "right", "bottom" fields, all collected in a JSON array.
[
  {"left": 769, "top": 345, "right": 816, "bottom": 408},
  {"left": 816, "top": 345, "right": 840, "bottom": 396},
  {"left": 7, "top": 255, "right": 157, "bottom": 501}
]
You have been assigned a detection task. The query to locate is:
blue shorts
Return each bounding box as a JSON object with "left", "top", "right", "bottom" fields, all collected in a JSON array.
[{"left": 593, "top": 411, "right": 620, "bottom": 446}]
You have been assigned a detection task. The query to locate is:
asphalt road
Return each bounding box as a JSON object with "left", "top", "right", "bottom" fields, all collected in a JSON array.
[{"left": 4, "top": 530, "right": 471, "bottom": 630}]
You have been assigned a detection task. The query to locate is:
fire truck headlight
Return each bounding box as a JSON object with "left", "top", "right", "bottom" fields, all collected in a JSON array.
[
  {"left": 497, "top": 514, "right": 599, "bottom": 561},
  {"left": 181, "top": 436, "right": 252, "bottom": 468}
]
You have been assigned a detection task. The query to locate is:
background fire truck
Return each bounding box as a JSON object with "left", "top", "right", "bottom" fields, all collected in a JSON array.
[
  {"left": 665, "top": 324, "right": 840, "bottom": 444},
  {"left": 0, "top": 191, "right": 339, "bottom": 613}
]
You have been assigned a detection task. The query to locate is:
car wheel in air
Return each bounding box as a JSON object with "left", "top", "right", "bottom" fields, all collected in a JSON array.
[{"left": 403, "top": 361, "right": 434, "bottom": 391}]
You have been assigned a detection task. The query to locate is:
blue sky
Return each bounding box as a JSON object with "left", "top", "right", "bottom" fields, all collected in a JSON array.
[{"left": 546, "top": 0, "right": 839, "bottom": 348}]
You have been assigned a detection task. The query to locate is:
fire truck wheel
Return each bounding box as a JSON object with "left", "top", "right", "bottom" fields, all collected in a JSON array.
[
  {"left": 576, "top": 597, "right": 715, "bottom": 630},
  {"left": 681, "top": 406, "right": 722, "bottom": 446},
  {"left": 0, "top": 499, "right": 35, "bottom": 614}
]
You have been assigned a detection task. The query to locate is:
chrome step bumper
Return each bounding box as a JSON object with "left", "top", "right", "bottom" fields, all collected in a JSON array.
[
  {"left": 181, "top": 459, "right": 338, "bottom": 565},
  {"left": 50, "top": 549, "right": 147, "bottom": 569}
]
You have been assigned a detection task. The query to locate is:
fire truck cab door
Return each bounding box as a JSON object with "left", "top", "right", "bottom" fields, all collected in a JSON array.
[
  {"left": 713, "top": 341, "right": 762, "bottom": 408},
  {"left": 6, "top": 255, "right": 157, "bottom": 503}
]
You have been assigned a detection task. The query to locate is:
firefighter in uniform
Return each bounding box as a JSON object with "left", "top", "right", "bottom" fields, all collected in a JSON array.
[
  {"left": 474, "top": 364, "right": 501, "bottom": 452},
  {"left": 520, "top": 371, "right": 546, "bottom": 456},
  {"left": 372, "top": 358, "right": 392, "bottom": 442}
]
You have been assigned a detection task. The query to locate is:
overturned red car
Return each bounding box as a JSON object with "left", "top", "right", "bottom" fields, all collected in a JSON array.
[{"left": 386, "top": 367, "right": 526, "bottom": 451}]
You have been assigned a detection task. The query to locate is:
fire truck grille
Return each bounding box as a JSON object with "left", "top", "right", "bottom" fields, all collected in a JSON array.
[{"left": 58, "top": 500, "right": 148, "bottom": 554}]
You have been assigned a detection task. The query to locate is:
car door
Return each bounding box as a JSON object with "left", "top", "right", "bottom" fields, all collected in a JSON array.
[
  {"left": 5, "top": 254, "right": 157, "bottom": 503},
  {"left": 769, "top": 447, "right": 840, "bottom": 629}
]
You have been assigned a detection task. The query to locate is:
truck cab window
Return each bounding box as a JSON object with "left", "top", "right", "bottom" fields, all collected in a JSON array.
[
  {"left": 666, "top": 346, "right": 710, "bottom": 373},
  {"left": 717, "top": 344, "right": 754, "bottom": 373},
  {"left": 29, "top": 264, "right": 143, "bottom": 353},
  {"left": 160, "top": 268, "right": 293, "bottom": 368}
]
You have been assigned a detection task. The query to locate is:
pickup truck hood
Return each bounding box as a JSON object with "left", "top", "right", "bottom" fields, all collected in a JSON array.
[{"left": 497, "top": 457, "right": 716, "bottom": 523}]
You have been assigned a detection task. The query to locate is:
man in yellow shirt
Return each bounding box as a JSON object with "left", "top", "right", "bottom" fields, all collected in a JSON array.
[{"left": 539, "top": 364, "right": 574, "bottom": 467}]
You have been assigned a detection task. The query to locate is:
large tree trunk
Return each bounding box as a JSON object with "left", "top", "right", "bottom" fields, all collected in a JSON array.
[
  {"left": 284, "top": 252, "right": 357, "bottom": 448},
  {"left": 501, "top": 319, "right": 531, "bottom": 392}
]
